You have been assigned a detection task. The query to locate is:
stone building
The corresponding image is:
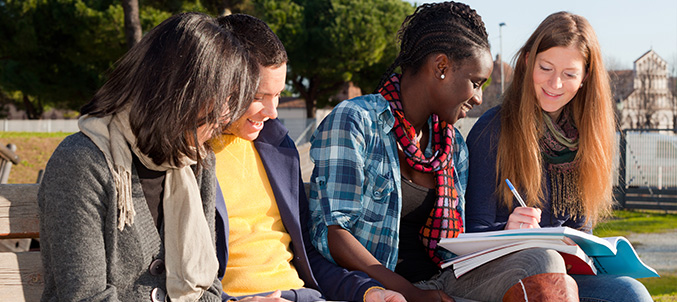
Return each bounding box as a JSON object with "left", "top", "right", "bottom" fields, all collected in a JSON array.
[
  {"left": 617, "top": 50, "right": 676, "bottom": 130},
  {"left": 467, "top": 54, "right": 513, "bottom": 117}
]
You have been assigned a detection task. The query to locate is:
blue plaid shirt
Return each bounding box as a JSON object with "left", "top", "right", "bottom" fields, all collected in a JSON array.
[{"left": 307, "top": 93, "right": 469, "bottom": 271}]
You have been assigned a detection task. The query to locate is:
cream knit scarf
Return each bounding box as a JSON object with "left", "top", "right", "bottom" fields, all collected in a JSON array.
[{"left": 78, "top": 108, "right": 218, "bottom": 302}]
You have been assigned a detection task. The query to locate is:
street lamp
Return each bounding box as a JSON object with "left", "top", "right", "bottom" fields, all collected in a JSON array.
[{"left": 499, "top": 22, "right": 507, "bottom": 93}]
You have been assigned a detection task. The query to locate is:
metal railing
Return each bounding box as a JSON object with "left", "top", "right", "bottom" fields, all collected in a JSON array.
[{"left": 616, "top": 129, "right": 677, "bottom": 211}]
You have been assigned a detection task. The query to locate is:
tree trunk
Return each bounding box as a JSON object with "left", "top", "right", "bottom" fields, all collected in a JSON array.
[
  {"left": 293, "top": 76, "right": 317, "bottom": 118},
  {"left": 304, "top": 95, "right": 317, "bottom": 118},
  {"left": 22, "top": 94, "right": 41, "bottom": 120},
  {"left": 121, "top": 0, "right": 142, "bottom": 49}
]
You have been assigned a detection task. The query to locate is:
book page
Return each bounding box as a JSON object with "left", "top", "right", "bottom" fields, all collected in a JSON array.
[
  {"left": 452, "top": 227, "right": 617, "bottom": 256},
  {"left": 442, "top": 240, "right": 594, "bottom": 278}
]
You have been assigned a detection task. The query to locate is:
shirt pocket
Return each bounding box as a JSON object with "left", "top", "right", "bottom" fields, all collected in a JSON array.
[{"left": 361, "top": 171, "right": 394, "bottom": 222}]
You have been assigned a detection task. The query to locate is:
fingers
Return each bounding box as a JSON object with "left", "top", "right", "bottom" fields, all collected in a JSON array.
[
  {"left": 507, "top": 220, "right": 541, "bottom": 230},
  {"left": 239, "top": 290, "right": 290, "bottom": 302},
  {"left": 506, "top": 207, "right": 542, "bottom": 230},
  {"left": 366, "top": 288, "right": 408, "bottom": 302},
  {"left": 266, "top": 290, "right": 282, "bottom": 298},
  {"left": 383, "top": 289, "right": 407, "bottom": 302},
  {"left": 513, "top": 206, "right": 542, "bottom": 218}
]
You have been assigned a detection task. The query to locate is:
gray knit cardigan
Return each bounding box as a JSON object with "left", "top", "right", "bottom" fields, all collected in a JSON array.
[{"left": 38, "top": 132, "right": 222, "bottom": 301}]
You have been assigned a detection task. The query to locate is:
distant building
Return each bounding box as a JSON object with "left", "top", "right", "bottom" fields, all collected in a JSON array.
[
  {"left": 616, "top": 50, "right": 676, "bottom": 130},
  {"left": 468, "top": 54, "right": 513, "bottom": 117},
  {"left": 331, "top": 81, "right": 362, "bottom": 104}
]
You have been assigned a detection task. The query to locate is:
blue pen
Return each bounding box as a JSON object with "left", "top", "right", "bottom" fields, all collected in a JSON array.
[{"left": 505, "top": 178, "right": 528, "bottom": 207}]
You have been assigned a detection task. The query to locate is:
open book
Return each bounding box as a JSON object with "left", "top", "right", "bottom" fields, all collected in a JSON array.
[{"left": 439, "top": 227, "right": 659, "bottom": 279}]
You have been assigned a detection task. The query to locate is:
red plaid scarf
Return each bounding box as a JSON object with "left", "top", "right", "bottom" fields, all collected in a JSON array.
[{"left": 378, "top": 74, "right": 463, "bottom": 266}]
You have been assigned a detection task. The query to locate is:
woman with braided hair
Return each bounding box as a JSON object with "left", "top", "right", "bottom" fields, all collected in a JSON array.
[
  {"left": 465, "top": 11, "right": 652, "bottom": 301},
  {"left": 307, "top": 2, "right": 578, "bottom": 301}
]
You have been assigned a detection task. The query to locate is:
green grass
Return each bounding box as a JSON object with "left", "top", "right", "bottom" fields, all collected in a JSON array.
[
  {"left": 641, "top": 272, "right": 677, "bottom": 297},
  {"left": 0, "top": 131, "right": 74, "bottom": 138},
  {"left": 595, "top": 210, "right": 677, "bottom": 300},
  {"left": 594, "top": 210, "right": 677, "bottom": 238}
]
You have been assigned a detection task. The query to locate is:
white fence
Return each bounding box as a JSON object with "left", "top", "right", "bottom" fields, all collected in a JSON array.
[
  {"left": 621, "top": 130, "right": 677, "bottom": 188},
  {"left": 0, "top": 119, "right": 79, "bottom": 133}
]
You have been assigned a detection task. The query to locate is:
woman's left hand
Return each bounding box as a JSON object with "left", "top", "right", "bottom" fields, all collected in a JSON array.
[{"left": 365, "top": 288, "right": 407, "bottom": 302}]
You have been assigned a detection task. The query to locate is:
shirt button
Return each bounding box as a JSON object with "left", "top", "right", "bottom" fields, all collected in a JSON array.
[
  {"left": 149, "top": 259, "right": 165, "bottom": 276},
  {"left": 151, "top": 287, "right": 166, "bottom": 302}
]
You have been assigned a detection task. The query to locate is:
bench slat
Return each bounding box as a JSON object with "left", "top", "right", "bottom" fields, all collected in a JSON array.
[
  {"left": 0, "top": 251, "right": 44, "bottom": 301},
  {"left": 0, "top": 184, "right": 40, "bottom": 239}
]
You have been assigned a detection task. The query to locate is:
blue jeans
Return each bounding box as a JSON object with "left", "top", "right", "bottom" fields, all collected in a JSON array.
[{"left": 573, "top": 274, "right": 653, "bottom": 302}]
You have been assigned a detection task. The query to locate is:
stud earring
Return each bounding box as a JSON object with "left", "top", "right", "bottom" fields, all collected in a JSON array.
[
  {"left": 580, "top": 83, "right": 583, "bottom": 88},
  {"left": 440, "top": 74, "right": 445, "bottom": 80}
]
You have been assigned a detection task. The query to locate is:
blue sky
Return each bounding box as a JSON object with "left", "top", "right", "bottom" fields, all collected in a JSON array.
[{"left": 406, "top": 0, "right": 677, "bottom": 72}]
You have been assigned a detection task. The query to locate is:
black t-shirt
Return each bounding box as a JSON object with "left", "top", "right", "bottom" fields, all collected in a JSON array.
[
  {"left": 395, "top": 177, "right": 440, "bottom": 282},
  {"left": 132, "top": 153, "right": 166, "bottom": 229}
]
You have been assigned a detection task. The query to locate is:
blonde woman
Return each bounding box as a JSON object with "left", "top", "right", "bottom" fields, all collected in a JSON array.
[{"left": 465, "top": 11, "right": 651, "bottom": 301}]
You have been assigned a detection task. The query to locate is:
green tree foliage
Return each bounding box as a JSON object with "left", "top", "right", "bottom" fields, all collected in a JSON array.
[
  {"left": 254, "top": 0, "right": 413, "bottom": 117},
  {"left": 200, "top": 0, "right": 253, "bottom": 15},
  {"left": 0, "top": 0, "right": 170, "bottom": 119},
  {"left": 0, "top": 0, "right": 411, "bottom": 119}
]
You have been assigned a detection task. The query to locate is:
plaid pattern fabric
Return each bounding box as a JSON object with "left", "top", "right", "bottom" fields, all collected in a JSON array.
[
  {"left": 379, "top": 74, "right": 463, "bottom": 266},
  {"left": 306, "top": 93, "right": 469, "bottom": 270},
  {"left": 454, "top": 130, "right": 468, "bottom": 221},
  {"left": 307, "top": 95, "right": 402, "bottom": 270}
]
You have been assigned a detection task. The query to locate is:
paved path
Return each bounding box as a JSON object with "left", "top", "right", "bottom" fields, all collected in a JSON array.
[{"left": 626, "top": 230, "right": 677, "bottom": 273}]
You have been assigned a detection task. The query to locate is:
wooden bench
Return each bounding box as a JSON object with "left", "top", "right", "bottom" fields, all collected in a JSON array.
[
  {"left": 0, "top": 183, "right": 43, "bottom": 301},
  {"left": 0, "top": 144, "right": 20, "bottom": 184}
]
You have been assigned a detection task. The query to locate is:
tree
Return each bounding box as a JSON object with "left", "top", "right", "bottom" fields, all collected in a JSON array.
[
  {"left": 122, "top": 0, "right": 142, "bottom": 48},
  {"left": 0, "top": 0, "right": 170, "bottom": 118},
  {"left": 0, "top": 0, "right": 127, "bottom": 118},
  {"left": 255, "top": 0, "right": 413, "bottom": 117}
]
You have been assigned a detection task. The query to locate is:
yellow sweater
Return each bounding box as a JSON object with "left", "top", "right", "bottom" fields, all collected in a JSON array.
[{"left": 212, "top": 135, "right": 304, "bottom": 296}]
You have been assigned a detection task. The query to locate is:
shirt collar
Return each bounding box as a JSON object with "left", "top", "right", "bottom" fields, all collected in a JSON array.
[{"left": 374, "top": 93, "right": 395, "bottom": 133}]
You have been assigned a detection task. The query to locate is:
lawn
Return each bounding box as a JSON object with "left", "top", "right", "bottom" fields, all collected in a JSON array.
[
  {"left": 595, "top": 210, "right": 677, "bottom": 300},
  {"left": 0, "top": 131, "right": 71, "bottom": 184}
]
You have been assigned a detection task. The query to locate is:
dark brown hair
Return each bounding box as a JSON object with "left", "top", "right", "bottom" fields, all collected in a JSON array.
[
  {"left": 217, "top": 13, "right": 288, "bottom": 68},
  {"left": 81, "top": 12, "right": 259, "bottom": 166}
]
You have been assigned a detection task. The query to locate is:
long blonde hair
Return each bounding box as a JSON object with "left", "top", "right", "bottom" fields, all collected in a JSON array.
[{"left": 496, "top": 12, "right": 615, "bottom": 225}]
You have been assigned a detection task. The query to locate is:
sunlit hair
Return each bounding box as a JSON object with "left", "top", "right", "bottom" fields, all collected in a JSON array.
[
  {"left": 217, "top": 14, "right": 288, "bottom": 68},
  {"left": 377, "top": 1, "right": 489, "bottom": 88},
  {"left": 496, "top": 11, "right": 615, "bottom": 225},
  {"left": 81, "top": 12, "right": 259, "bottom": 166}
]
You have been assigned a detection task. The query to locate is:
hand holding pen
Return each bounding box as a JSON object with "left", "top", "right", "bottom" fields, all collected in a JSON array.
[{"left": 504, "top": 179, "right": 541, "bottom": 230}]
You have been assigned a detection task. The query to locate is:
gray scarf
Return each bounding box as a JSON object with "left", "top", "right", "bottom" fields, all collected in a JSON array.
[{"left": 78, "top": 108, "right": 218, "bottom": 302}]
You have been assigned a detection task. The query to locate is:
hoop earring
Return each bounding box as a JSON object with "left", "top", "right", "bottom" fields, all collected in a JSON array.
[{"left": 440, "top": 74, "right": 445, "bottom": 80}]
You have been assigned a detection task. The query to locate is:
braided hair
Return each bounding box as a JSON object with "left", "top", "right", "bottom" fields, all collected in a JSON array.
[{"left": 377, "top": 1, "right": 489, "bottom": 89}]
